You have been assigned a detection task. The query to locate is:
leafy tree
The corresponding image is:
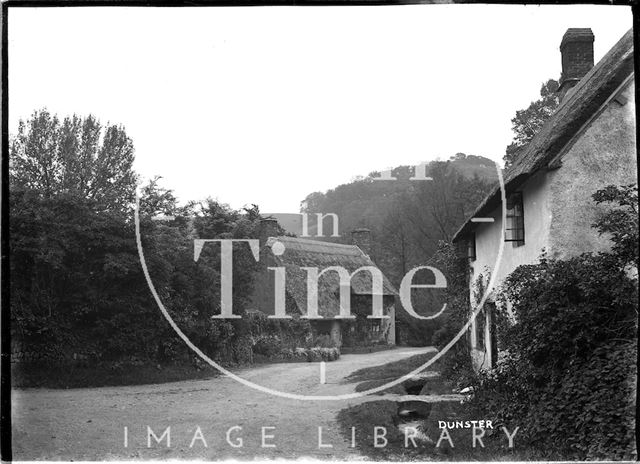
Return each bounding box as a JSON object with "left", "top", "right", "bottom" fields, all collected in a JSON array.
[
  {"left": 504, "top": 79, "right": 560, "bottom": 168},
  {"left": 139, "top": 176, "right": 179, "bottom": 217},
  {"left": 9, "top": 111, "right": 250, "bottom": 368},
  {"left": 10, "top": 109, "right": 138, "bottom": 211},
  {"left": 300, "top": 191, "right": 326, "bottom": 213},
  {"left": 299, "top": 156, "right": 495, "bottom": 346},
  {"left": 592, "top": 184, "right": 638, "bottom": 266},
  {"left": 9, "top": 110, "right": 335, "bottom": 386}
]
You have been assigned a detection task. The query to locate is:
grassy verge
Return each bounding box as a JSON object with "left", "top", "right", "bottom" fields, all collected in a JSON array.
[
  {"left": 346, "top": 351, "right": 451, "bottom": 396},
  {"left": 354, "top": 378, "right": 406, "bottom": 395},
  {"left": 345, "top": 351, "right": 438, "bottom": 383},
  {"left": 11, "top": 362, "right": 220, "bottom": 389},
  {"left": 337, "top": 399, "right": 559, "bottom": 461},
  {"left": 354, "top": 376, "right": 452, "bottom": 395},
  {"left": 339, "top": 350, "right": 560, "bottom": 460}
]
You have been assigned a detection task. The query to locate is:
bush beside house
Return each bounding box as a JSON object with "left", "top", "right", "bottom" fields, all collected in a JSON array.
[
  {"left": 452, "top": 185, "right": 638, "bottom": 460},
  {"left": 246, "top": 311, "right": 340, "bottom": 363}
]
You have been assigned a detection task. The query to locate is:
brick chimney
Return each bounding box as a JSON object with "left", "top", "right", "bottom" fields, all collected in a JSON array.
[
  {"left": 351, "top": 228, "right": 371, "bottom": 255},
  {"left": 259, "top": 218, "right": 280, "bottom": 245},
  {"left": 558, "top": 28, "right": 594, "bottom": 101}
]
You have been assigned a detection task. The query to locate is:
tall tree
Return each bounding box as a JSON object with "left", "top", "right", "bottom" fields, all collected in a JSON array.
[
  {"left": 504, "top": 79, "right": 560, "bottom": 168},
  {"left": 10, "top": 109, "right": 138, "bottom": 211}
]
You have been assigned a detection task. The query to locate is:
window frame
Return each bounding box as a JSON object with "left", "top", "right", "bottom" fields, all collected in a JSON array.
[
  {"left": 468, "top": 234, "right": 477, "bottom": 261},
  {"left": 505, "top": 192, "right": 525, "bottom": 247}
]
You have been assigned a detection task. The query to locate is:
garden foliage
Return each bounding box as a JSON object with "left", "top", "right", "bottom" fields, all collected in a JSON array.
[
  {"left": 8, "top": 110, "right": 335, "bottom": 382},
  {"left": 429, "top": 241, "right": 476, "bottom": 387},
  {"left": 468, "top": 184, "right": 638, "bottom": 460}
]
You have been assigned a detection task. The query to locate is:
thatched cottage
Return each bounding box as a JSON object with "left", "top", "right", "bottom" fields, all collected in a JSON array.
[
  {"left": 453, "top": 28, "right": 636, "bottom": 371},
  {"left": 250, "top": 219, "right": 397, "bottom": 348}
]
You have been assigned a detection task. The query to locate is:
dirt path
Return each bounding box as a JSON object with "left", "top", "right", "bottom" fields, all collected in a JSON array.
[{"left": 12, "top": 346, "right": 437, "bottom": 460}]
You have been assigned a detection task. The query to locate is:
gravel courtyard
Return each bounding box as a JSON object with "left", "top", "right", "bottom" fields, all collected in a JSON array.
[{"left": 12, "top": 346, "right": 437, "bottom": 460}]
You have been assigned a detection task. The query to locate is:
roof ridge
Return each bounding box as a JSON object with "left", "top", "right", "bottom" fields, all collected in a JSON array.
[{"left": 267, "top": 236, "right": 361, "bottom": 250}]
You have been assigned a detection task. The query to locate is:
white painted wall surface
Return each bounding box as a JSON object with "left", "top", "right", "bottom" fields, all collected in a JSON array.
[{"left": 467, "top": 79, "right": 636, "bottom": 371}]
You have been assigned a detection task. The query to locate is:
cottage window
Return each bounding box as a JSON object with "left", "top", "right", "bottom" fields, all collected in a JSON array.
[
  {"left": 505, "top": 192, "right": 525, "bottom": 247},
  {"left": 468, "top": 234, "right": 477, "bottom": 261}
]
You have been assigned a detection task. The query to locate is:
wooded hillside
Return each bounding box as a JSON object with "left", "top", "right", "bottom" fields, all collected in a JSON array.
[{"left": 300, "top": 154, "right": 498, "bottom": 344}]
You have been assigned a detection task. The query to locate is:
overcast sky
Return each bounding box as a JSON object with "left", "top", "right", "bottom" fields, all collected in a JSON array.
[{"left": 9, "top": 5, "right": 632, "bottom": 212}]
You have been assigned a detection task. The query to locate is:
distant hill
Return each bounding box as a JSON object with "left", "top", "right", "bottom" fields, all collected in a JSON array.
[
  {"left": 379, "top": 153, "right": 499, "bottom": 182},
  {"left": 300, "top": 153, "right": 498, "bottom": 226},
  {"left": 297, "top": 153, "right": 498, "bottom": 346},
  {"left": 298, "top": 151, "right": 498, "bottom": 269},
  {"left": 446, "top": 153, "right": 499, "bottom": 181}
]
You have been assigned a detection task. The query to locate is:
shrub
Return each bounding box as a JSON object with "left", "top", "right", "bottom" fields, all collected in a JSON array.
[
  {"left": 465, "top": 184, "right": 639, "bottom": 460},
  {"left": 310, "top": 334, "right": 337, "bottom": 349},
  {"left": 326, "top": 347, "right": 340, "bottom": 361},
  {"left": 305, "top": 347, "right": 339, "bottom": 362},
  {"left": 428, "top": 241, "right": 476, "bottom": 387},
  {"left": 592, "top": 183, "right": 638, "bottom": 267},
  {"left": 469, "top": 252, "right": 638, "bottom": 460},
  {"left": 252, "top": 336, "right": 283, "bottom": 357}
]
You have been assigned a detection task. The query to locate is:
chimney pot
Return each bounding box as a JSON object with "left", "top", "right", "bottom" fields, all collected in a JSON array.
[
  {"left": 558, "top": 28, "right": 594, "bottom": 101},
  {"left": 351, "top": 228, "right": 372, "bottom": 256}
]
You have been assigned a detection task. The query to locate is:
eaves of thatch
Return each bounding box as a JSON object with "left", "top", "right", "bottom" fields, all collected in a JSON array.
[{"left": 453, "top": 28, "right": 634, "bottom": 242}]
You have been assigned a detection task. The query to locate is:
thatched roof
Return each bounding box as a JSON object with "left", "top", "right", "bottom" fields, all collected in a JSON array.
[
  {"left": 453, "top": 29, "right": 634, "bottom": 242},
  {"left": 265, "top": 236, "right": 397, "bottom": 318}
]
